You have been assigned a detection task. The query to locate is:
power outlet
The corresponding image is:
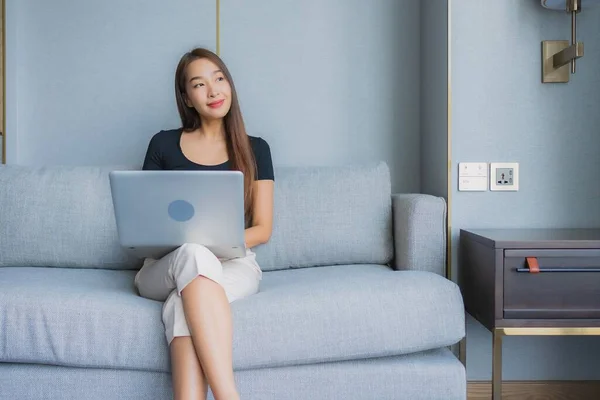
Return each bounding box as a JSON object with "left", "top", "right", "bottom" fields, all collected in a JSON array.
[
  {"left": 495, "top": 168, "right": 513, "bottom": 185},
  {"left": 490, "top": 163, "right": 519, "bottom": 191}
]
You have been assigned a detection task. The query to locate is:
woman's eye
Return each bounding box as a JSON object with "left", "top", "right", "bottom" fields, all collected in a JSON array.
[
  {"left": 194, "top": 83, "right": 204, "bottom": 88},
  {"left": 216, "top": 76, "right": 224, "bottom": 82}
]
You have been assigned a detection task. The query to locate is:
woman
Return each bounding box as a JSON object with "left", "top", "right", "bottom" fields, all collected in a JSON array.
[{"left": 134, "top": 48, "right": 274, "bottom": 400}]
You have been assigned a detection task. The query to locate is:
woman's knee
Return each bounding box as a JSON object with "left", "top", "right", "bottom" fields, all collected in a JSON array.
[
  {"left": 176, "top": 243, "right": 213, "bottom": 261},
  {"left": 171, "top": 243, "right": 224, "bottom": 292}
]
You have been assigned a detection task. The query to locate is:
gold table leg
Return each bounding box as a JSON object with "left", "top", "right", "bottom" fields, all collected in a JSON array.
[
  {"left": 492, "top": 328, "right": 503, "bottom": 400},
  {"left": 487, "top": 327, "right": 600, "bottom": 399},
  {"left": 459, "top": 336, "right": 466, "bottom": 366}
]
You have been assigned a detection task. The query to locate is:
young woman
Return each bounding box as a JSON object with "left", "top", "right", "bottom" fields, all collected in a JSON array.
[{"left": 134, "top": 48, "right": 274, "bottom": 400}]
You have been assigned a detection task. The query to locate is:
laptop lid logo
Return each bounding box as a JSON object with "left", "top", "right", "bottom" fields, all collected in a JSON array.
[{"left": 168, "top": 200, "right": 195, "bottom": 222}]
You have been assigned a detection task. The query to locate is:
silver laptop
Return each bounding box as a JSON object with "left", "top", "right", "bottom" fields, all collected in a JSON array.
[{"left": 108, "top": 170, "right": 246, "bottom": 260}]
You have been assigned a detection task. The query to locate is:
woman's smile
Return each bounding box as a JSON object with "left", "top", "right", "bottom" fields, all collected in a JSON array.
[{"left": 207, "top": 99, "right": 225, "bottom": 109}]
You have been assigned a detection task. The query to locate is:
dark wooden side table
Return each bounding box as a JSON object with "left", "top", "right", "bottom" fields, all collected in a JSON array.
[{"left": 458, "top": 228, "right": 600, "bottom": 400}]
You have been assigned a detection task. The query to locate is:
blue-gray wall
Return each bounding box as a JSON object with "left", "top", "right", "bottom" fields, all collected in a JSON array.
[
  {"left": 219, "top": 0, "right": 420, "bottom": 193},
  {"left": 5, "top": 0, "right": 215, "bottom": 167},
  {"left": 5, "top": 0, "right": 422, "bottom": 193},
  {"left": 451, "top": 0, "right": 600, "bottom": 381},
  {"left": 420, "top": 0, "right": 448, "bottom": 199},
  {"left": 4, "top": 0, "right": 18, "bottom": 164}
]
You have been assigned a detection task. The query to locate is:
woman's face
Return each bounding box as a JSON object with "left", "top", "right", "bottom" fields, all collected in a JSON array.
[{"left": 183, "top": 58, "right": 232, "bottom": 121}]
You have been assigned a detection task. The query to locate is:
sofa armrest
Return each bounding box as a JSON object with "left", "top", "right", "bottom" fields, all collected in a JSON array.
[{"left": 392, "top": 194, "right": 447, "bottom": 276}]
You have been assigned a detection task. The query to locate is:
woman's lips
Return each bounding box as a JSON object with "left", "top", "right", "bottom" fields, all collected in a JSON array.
[{"left": 207, "top": 99, "right": 225, "bottom": 108}]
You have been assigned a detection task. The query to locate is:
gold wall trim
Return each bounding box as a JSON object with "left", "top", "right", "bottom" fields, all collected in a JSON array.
[
  {"left": 446, "top": 0, "right": 452, "bottom": 280},
  {"left": 1, "top": 0, "right": 5, "bottom": 164},
  {"left": 215, "top": 0, "right": 220, "bottom": 55}
]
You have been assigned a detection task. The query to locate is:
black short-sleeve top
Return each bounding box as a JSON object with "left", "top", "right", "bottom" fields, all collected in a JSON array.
[{"left": 142, "top": 128, "right": 274, "bottom": 181}]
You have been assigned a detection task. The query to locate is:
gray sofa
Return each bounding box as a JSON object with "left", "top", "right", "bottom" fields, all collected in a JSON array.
[{"left": 0, "top": 162, "right": 466, "bottom": 400}]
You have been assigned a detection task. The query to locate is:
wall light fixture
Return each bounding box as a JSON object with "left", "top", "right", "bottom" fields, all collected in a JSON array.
[{"left": 541, "top": 0, "right": 598, "bottom": 83}]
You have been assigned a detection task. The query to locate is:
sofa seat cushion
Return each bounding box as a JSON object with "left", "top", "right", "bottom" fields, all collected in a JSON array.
[
  {"left": 233, "top": 264, "right": 464, "bottom": 370},
  {"left": 0, "top": 265, "right": 464, "bottom": 372}
]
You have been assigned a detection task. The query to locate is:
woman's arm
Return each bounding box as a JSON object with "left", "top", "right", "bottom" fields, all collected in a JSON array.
[
  {"left": 142, "top": 134, "right": 164, "bottom": 170},
  {"left": 244, "top": 180, "right": 274, "bottom": 248}
]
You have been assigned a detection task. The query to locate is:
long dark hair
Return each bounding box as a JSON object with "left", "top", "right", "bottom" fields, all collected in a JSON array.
[{"left": 174, "top": 48, "right": 256, "bottom": 224}]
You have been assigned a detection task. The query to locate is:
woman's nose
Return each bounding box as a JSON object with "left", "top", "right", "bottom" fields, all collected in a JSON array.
[{"left": 208, "top": 86, "right": 219, "bottom": 97}]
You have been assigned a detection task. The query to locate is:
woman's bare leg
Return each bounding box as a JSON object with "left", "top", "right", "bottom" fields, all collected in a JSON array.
[
  {"left": 170, "top": 336, "right": 208, "bottom": 400},
  {"left": 180, "top": 276, "right": 239, "bottom": 400}
]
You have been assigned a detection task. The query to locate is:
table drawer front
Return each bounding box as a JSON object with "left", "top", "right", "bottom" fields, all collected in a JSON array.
[{"left": 503, "top": 249, "right": 600, "bottom": 319}]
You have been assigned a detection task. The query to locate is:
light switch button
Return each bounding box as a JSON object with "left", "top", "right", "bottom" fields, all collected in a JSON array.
[{"left": 458, "top": 162, "right": 488, "bottom": 191}]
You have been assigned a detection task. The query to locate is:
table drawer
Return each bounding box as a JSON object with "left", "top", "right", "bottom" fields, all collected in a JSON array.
[{"left": 503, "top": 249, "right": 600, "bottom": 319}]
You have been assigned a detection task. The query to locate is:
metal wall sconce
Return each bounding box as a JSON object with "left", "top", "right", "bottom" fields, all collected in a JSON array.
[{"left": 541, "top": 0, "right": 596, "bottom": 83}]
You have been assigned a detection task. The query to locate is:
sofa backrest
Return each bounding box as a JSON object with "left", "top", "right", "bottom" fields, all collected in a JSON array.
[
  {"left": 0, "top": 165, "right": 139, "bottom": 269},
  {"left": 0, "top": 163, "right": 393, "bottom": 271},
  {"left": 254, "top": 162, "right": 393, "bottom": 271}
]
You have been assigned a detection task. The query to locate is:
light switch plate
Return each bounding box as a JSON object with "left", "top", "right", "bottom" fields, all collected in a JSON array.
[
  {"left": 458, "top": 162, "right": 488, "bottom": 191},
  {"left": 490, "top": 162, "right": 519, "bottom": 191}
]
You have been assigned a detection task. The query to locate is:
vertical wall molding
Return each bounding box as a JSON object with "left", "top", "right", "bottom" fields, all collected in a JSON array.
[
  {"left": 216, "top": 0, "right": 220, "bottom": 55},
  {"left": 1, "top": 0, "right": 5, "bottom": 164},
  {"left": 446, "top": 0, "right": 453, "bottom": 280}
]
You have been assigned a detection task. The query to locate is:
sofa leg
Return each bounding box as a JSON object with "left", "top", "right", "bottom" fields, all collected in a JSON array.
[{"left": 459, "top": 337, "right": 466, "bottom": 367}]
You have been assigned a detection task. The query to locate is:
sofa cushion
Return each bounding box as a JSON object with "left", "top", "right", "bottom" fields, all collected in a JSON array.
[
  {"left": 254, "top": 162, "right": 393, "bottom": 271},
  {"left": 0, "top": 165, "right": 138, "bottom": 270},
  {"left": 0, "top": 267, "right": 169, "bottom": 370},
  {"left": 0, "top": 264, "right": 464, "bottom": 372}
]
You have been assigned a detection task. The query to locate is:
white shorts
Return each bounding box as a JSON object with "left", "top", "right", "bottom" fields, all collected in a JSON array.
[{"left": 134, "top": 243, "right": 262, "bottom": 345}]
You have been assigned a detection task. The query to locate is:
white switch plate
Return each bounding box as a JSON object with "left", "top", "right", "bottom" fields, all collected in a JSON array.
[
  {"left": 458, "top": 162, "right": 488, "bottom": 191},
  {"left": 490, "top": 162, "right": 519, "bottom": 191}
]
